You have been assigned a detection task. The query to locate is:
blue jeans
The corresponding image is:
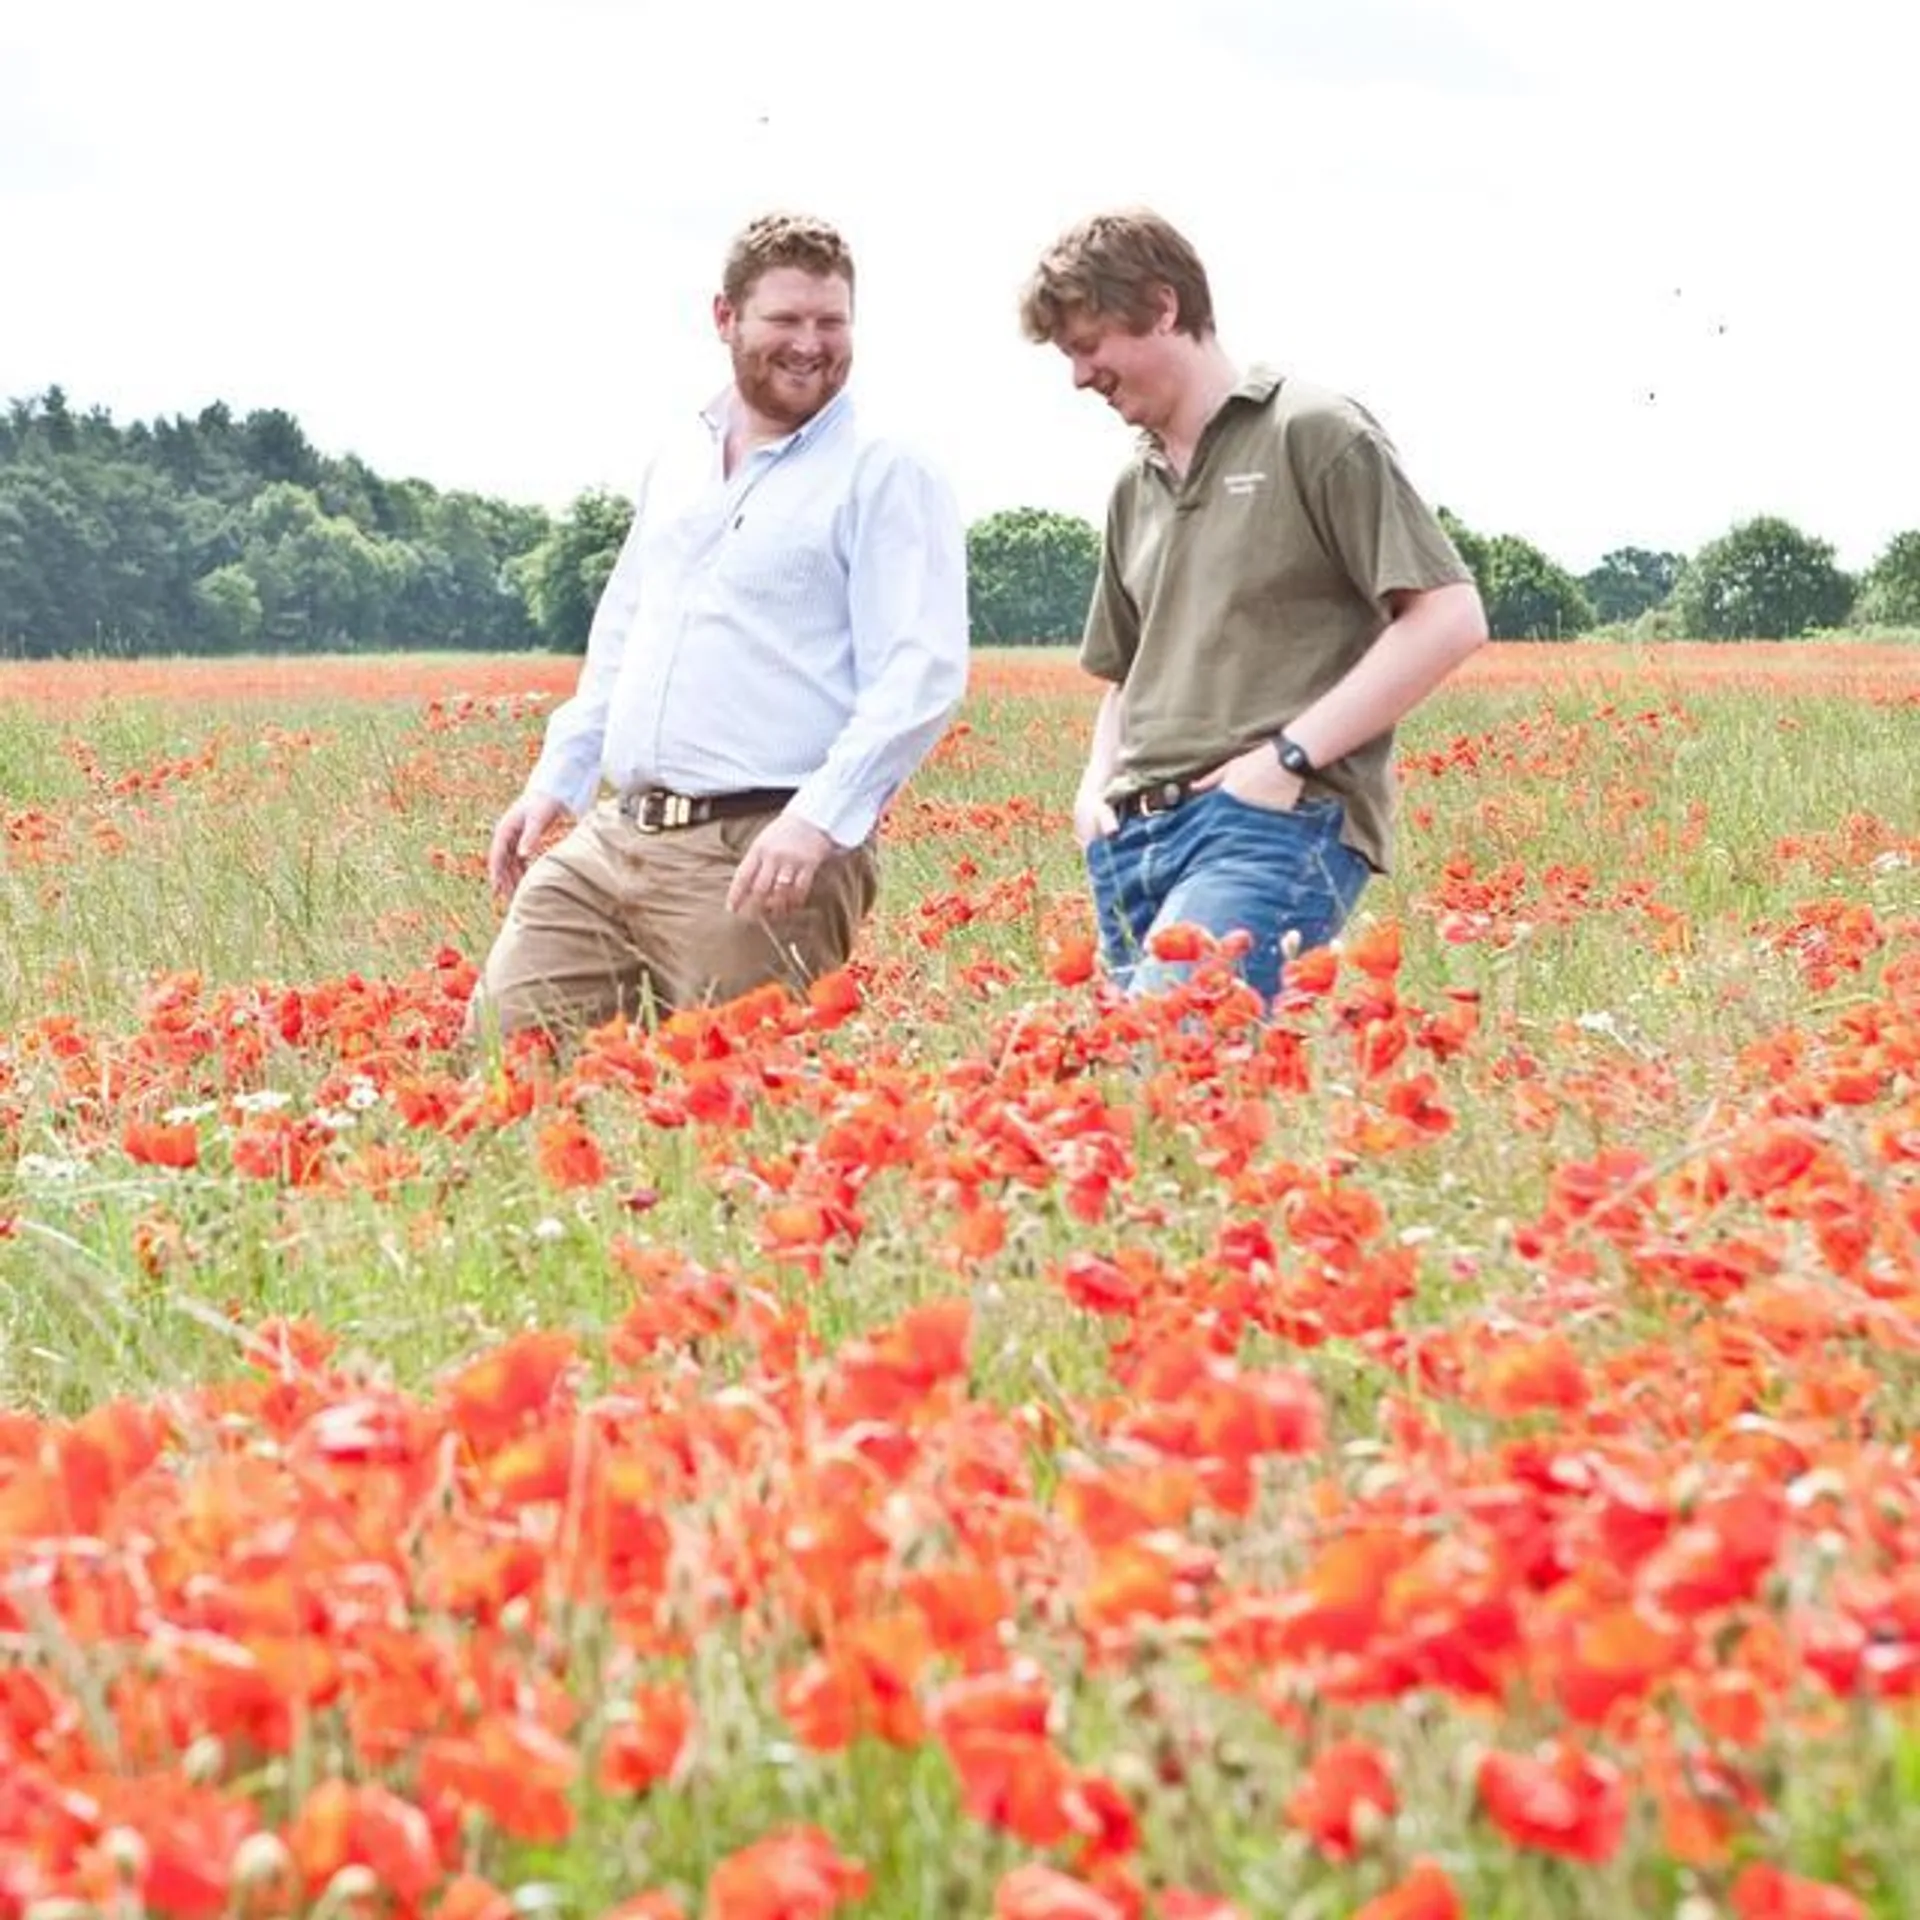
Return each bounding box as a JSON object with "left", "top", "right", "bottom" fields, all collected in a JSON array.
[{"left": 1084, "top": 789, "right": 1372, "bottom": 1003}]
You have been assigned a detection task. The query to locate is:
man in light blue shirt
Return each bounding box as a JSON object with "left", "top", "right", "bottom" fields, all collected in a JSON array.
[{"left": 472, "top": 212, "right": 969, "bottom": 1039}]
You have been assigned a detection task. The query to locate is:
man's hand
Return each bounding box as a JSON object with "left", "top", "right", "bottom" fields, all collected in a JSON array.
[
  {"left": 488, "top": 793, "right": 570, "bottom": 898},
  {"left": 1073, "top": 785, "right": 1119, "bottom": 849},
  {"left": 728, "top": 812, "right": 838, "bottom": 918},
  {"left": 1193, "top": 743, "right": 1307, "bottom": 814}
]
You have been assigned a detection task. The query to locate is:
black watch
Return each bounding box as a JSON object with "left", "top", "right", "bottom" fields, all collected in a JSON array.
[{"left": 1273, "top": 733, "right": 1315, "bottom": 777}]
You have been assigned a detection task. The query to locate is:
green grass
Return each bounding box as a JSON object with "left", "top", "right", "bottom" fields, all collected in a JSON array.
[{"left": 1, "top": 649, "right": 1918, "bottom": 1918}]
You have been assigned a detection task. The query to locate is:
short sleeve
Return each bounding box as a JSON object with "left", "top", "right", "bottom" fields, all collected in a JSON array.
[
  {"left": 1313, "top": 428, "right": 1473, "bottom": 612},
  {"left": 1078, "top": 489, "right": 1140, "bottom": 683}
]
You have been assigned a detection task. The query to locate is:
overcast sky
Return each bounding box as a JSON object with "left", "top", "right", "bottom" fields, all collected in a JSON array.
[{"left": 4, "top": 0, "right": 1912, "bottom": 572}]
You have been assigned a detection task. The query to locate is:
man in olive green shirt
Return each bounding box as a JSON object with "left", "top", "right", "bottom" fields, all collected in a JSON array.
[{"left": 1019, "top": 207, "right": 1488, "bottom": 1002}]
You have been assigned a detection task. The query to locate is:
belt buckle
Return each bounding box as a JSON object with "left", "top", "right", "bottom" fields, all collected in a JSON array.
[
  {"left": 627, "top": 789, "right": 694, "bottom": 834},
  {"left": 1138, "top": 780, "right": 1187, "bottom": 818}
]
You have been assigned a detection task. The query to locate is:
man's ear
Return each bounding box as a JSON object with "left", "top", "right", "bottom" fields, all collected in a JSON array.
[
  {"left": 1154, "top": 283, "right": 1180, "bottom": 334},
  {"left": 713, "top": 293, "right": 735, "bottom": 341}
]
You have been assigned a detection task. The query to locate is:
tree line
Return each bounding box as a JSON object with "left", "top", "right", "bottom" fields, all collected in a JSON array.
[
  {"left": 968, "top": 508, "right": 1920, "bottom": 646},
  {"left": 3, "top": 388, "right": 1917, "bottom": 656},
  {"left": 0, "top": 388, "right": 552, "bottom": 656}
]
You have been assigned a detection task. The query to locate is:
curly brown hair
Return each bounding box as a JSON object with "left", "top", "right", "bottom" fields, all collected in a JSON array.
[
  {"left": 722, "top": 212, "right": 856, "bottom": 308},
  {"left": 1018, "top": 208, "right": 1215, "bottom": 343}
]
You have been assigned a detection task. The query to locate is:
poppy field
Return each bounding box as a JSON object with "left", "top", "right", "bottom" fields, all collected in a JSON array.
[{"left": 2, "top": 642, "right": 1919, "bottom": 1920}]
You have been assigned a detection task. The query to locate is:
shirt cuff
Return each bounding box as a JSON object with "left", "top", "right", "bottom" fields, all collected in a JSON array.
[
  {"left": 790, "top": 775, "right": 884, "bottom": 849},
  {"left": 528, "top": 758, "right": 600, "bottom": 818}
]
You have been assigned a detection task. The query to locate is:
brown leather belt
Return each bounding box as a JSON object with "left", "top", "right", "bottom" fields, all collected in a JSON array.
[{"left": 617, "top": 786, "right": 795, "bottom": 833}]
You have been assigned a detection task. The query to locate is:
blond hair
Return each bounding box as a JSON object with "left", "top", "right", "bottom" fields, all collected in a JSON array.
[{"left": 1018, "top": 208, "right": 1215, "bottom": 343}]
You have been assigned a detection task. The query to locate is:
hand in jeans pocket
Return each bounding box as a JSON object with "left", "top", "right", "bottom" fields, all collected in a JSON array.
[
  {"left": 1074, "top": 788, "right": 1120, "bottom": 848},
  {"left": 1192, "top": 741, "right": 1308, "bottom": 814}
]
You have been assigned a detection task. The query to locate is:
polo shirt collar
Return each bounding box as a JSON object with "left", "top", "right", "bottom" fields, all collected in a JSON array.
[
  {"left": 1137, "top": 363, "right": 1286, "bottom": 470},
  {"left": 1232, "top": 363, "right": 1284, "bottom": 404}
]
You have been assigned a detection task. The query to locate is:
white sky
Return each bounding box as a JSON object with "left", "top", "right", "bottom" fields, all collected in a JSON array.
[{"left": 3, "top": 0, "right": 1913, "bottom": 572}]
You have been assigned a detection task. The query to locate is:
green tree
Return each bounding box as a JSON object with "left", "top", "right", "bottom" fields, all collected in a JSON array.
[
  {"left": 239, "top": 409, "right": 323, "bottom": 489},
  {"left": 965, "top": 506, "right": 1100, "bottom": 645},
  {"left": 0, "top": 389, "right": 555, "bottom": 655},
  {"left": 1437, "top": 509, "right": 1592, "bottom": 640},
  {"left": 1481, "top": 535, "right": 1594, "bottom": 640},
  {"left": 89, "top": 464, "right": 203, "bottom": 645},
  {"left": 509, "top": 489, "right": 635, "bottom": 651},
  {"left": 37, "top": 386, "right": 77, "bottom": 457},
  {"left": 0, "top": 474, "right": 69, "bottom": 653},
  {"left": 1854, "top": 530, "right": 1920, "bottom": 627},
  {"left": 237, "top": 483, "right": 393, "bottom": 650},
  {"left": 0, "top": 459, "right": 199, "bottom": 652},
  {"left": 1673, "top": 515, "right": 1854, "bottom": 639},
  {"left": 192, "top": 564, "right": 264, "bottom": 652},
  {"left": 1436, "top": 506, "right": 1486, "bottom": 577},
  {"left": 416, "top": 492, "right": 540, "bottom": 649},
  {"left": 1582, "top": 547, "right": 1681, "bottom": 624}
]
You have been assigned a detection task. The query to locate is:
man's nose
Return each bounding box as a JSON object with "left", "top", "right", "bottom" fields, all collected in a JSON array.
[{"left": 1072, "top": 357, "right": 1098, "bottom": 389}]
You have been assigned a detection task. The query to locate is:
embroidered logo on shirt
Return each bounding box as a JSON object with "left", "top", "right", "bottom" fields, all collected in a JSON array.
[{"left": 1221, "top": 471, "right": 1268, "bottom": 496}]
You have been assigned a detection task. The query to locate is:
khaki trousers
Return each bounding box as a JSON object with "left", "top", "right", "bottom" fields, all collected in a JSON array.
[{"left": 471, "top": 800, "right": 878, "bottom": 1040}]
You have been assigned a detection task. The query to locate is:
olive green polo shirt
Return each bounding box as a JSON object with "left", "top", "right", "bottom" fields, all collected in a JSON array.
[{"left": 1080, "top": 366, "right": 1471, "bottom": 874}]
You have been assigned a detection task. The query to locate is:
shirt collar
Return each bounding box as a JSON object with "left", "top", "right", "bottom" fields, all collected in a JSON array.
[
  {"left": 1136, "top": 364, "right": 1284, "bottom": 469},
  {"left": 1232, "top": 363, "right": 1284, "bottom": 405},
  {"left": 699, "top": 384, "right": 852, "bottom": 452}
]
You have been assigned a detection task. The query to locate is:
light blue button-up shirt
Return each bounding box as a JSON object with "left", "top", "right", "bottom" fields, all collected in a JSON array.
[{"left": 527, "top": 386, "right": 969, "bottom": 848}]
